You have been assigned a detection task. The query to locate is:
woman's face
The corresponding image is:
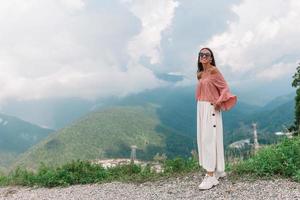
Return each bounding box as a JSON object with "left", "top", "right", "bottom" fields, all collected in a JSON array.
[{"left": 199, "top": 49, "right": 212, "bottom": 65}]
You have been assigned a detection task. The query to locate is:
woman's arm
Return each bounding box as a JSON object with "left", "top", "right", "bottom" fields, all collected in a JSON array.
[
  {"left": 210, "top": 68, "right": 237, "bottom": 111},
  {"left": 197, "top": 71, "right": 202, "bottom": 80}
]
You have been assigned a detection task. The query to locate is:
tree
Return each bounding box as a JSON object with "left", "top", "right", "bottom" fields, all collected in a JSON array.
[{"left": 292, "top": 63, "right": 300, "bottom": 136}]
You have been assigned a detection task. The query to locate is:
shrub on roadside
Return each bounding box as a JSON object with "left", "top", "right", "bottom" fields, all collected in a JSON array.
[
  {"left": 231, "top": 136, "right": 300, "bottom": 182},
  {"left": 162, "top": 156, "right": 200, "bottom": 174},
  {"left": 0, "top": 156, "right": 201, "bottom": 188}
]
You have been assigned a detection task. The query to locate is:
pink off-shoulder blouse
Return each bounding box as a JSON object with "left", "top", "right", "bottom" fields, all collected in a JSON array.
[{"left": 195, "top": 69, "right": 237, "bottom": 111}]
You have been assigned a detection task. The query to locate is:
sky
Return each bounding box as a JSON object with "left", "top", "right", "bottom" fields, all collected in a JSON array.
[{"left": 0, "top": 0, "right": 299, "bottom": 106}]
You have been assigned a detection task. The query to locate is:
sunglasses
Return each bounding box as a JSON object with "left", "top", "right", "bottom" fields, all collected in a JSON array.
[{"left": 199, "top": 52, "right": 211, "bottom": 58}]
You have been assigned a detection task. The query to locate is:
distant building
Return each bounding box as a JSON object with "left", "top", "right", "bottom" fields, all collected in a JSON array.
[
  {"left": 90, "top": 158, "right": 164, "bottom": 173},
  {"left": 274, "top": 131, "right": 294, "bottom": 138},
  {"left": 275, "top": 131, "right": 284, "bottom": 136},
  {"left": 228, "top": 139, "right": 251, "bottom": 149}
]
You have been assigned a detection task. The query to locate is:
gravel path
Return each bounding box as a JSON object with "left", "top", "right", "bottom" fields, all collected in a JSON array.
[{"left": 0, "top": 172, "right": 299, "bottom": 200}]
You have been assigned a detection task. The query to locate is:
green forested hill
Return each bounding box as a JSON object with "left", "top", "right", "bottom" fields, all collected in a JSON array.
[
  {"left": 0, "top": 113, "right": 54, "bottom": 172},
  {"left": 245, "top": 99, "right": 295, "bottom": 132},
  {"left": 223, "top": 99, "right": 295, "bottom": 147},
  {"left": 3, "top": 86, "right": 296, "bottom": 172},
  {"left": 109, "top": 86, "right": 294, "bottom": 138},
  {"left": 12, "top": 104, "right": 194, "bottom": 170},
  {"left": 0, "top": 113, "right": 53, "bottom": 153}
]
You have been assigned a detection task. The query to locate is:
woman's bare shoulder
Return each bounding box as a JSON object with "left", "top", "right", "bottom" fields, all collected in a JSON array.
[{"left": 210, "top": 66, "right": 220, "bottom": 75}]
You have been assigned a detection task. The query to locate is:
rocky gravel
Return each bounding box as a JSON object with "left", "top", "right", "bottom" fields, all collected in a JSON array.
[{"left": 0, "top": 172, "right": 299, "bottom": 200}]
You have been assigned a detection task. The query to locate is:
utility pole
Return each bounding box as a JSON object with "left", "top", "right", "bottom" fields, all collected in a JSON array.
[
  {"left": 130, "top": 145, "right": 137, "bottom": 164},
  {"left": 252, "top": 123, "right": 259, "bottom": 153}
]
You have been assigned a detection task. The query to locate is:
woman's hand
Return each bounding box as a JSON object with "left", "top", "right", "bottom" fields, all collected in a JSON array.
[{"left": 214, "top": 102, "right": 221, "bottom": 111}]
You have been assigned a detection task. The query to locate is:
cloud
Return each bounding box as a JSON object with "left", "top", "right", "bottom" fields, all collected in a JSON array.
[
  {"left": 59, "top": 0, "right": 85, "bottom": 11},
  {"left": 124, "top": 0, "right": 179, "bottom": 65},
  {"left": 156, "top": 0, "right": 240, "bottom": 85},
  {"left": 256, "top": 62, "right": 297, "bottom": 81},
  {"left": 0, "top": 0, "right": 297, "bottom": 106},
  {"left": 205, "top": 0, "right": 300, "bottom": 81},
  {"left": 0, "top": 0, "right": 179, "bottom": 104}
]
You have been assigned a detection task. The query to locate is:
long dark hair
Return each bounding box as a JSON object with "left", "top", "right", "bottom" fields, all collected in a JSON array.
[{"left": 197, "top": 47, "right": 216, "bottom": 72}]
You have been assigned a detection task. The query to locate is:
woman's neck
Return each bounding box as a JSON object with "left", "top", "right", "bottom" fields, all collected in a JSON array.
[{"left": 203, "top": 63, "right": 213, "bottom": 72}]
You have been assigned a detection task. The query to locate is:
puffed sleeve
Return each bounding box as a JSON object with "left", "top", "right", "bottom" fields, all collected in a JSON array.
[{"left": 212, "top": 71, "right": 237, "bottom": 111}]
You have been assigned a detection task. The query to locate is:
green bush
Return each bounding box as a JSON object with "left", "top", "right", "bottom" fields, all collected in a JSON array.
[
  {"left": 231, "top": 136, "right": 300, "bottom": 182},
  {"left": 34, "top": 160, "right": 109, "bottom": 187},
  {"left": 0, "top": 156, "right": 201, "bottom": 188},
  {"left": 162, "top": 156, "right": 200, "bottom": 174},
  {"left": 0, "top": 160, "right": 109, "bottom": 187}
]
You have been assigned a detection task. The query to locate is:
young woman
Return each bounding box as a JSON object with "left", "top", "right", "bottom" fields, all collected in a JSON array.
[{"left": 195, "top": 47, "right": 237, "bottom": 190}]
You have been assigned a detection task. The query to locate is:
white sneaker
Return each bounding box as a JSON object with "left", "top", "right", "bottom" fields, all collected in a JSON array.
[
  {"left": 215, "top": 171, "right": 226, "bottom": 180},
  {"left": 198, "top": 174, "right": 219, "bottom": 190}
]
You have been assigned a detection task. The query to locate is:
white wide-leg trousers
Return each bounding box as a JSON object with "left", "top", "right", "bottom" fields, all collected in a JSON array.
[{"left": 197, "top": 100, "right": 225, "bottom": 172}]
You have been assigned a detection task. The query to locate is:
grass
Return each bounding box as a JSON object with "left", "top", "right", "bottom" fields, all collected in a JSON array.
[{"left": 0, "top": 156, "right": 203, "bottom": 188}]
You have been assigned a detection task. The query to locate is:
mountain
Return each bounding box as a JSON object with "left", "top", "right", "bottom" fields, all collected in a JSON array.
[
  {"left": 0, "top": 113, "right": 54, "bottom": 172},
  {"left": 1, "top": 85, "right": 295, "bottom": 131},
  {"left": 108, "top": 86, "right": 295, "bottom": 137},
  {"left": 12, "top": 104, "right": 194, "bottom": 170},
  {"left": 223, "top": 95, "right": 295, "bottom": 148},
  {"left": 5, "top": 86, "right": 297, "bottom": 171},
  {"left": 102, "top": 86, "right": 245, "bottom": 137},
  {"left": 245, "top": 99, "right": 295, "bottom": 133},
  {"left": 261, "top": 92, "right": 295, "bottom": 111},
  {"left": 0, "top": 113, "right": 54, "bottom": 153}
]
